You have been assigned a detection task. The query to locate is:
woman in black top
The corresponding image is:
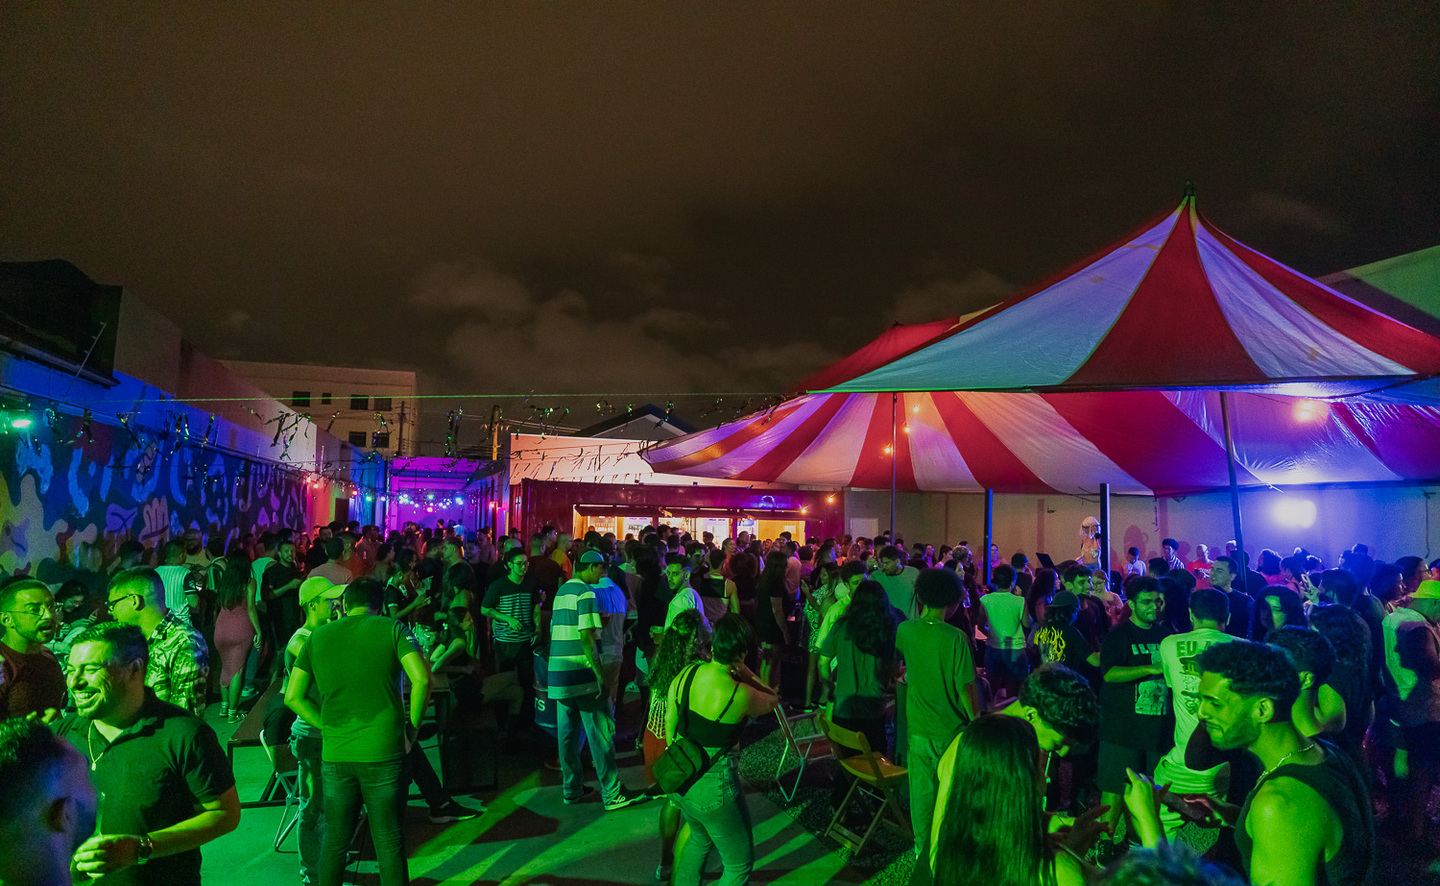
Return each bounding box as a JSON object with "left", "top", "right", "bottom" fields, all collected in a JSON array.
[
  {"left": 753, "top": 550, "right": 791, "bottom": 688},
  {"left": 665, "top": 615, "right": 779, "bottom": 886}
]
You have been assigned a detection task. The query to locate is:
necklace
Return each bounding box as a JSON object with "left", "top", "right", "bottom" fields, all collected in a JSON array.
[
  {"left": 86, "top": 722, "right": 106, "bottom": 771},
  {"left": 1259, "top": 741, "right": 1316, "bottom": 783}
]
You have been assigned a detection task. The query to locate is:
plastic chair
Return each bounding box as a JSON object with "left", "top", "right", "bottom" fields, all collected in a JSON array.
[
  {"left": 815, "top": 711, "right": 911, "bottom": 858},
  {"left": 773, "top": 708, "right": 835, "bottom": 802},
  {"left": 259, "top": 729, "right": 300, "bottom": 851}
]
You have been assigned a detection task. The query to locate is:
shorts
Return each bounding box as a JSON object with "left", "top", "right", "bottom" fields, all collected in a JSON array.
[{"left": 1097, "top": 741, "right": 1167, "bottom": 794}]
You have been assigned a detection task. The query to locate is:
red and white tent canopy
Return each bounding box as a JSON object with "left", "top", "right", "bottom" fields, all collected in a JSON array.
[
  {"left": 827, "top": 196, "right": 1440, "bottom": 396},
  {"left": 641, "top": 386, "right": 1440, "bottom": 495}
]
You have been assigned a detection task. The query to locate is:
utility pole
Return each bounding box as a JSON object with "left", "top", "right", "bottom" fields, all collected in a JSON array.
[{"left": 397, "top": 401, "right": 407, "bottom": 457}]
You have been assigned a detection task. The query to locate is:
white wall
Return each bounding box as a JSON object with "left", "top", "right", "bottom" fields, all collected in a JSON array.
[{"left": 843, "top": 485, "right": 1439, "bottom": 565}]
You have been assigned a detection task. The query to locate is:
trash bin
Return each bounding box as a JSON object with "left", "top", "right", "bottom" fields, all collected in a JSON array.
[{"left": 533, "top": 648, "right": 558, "bottom": 739}]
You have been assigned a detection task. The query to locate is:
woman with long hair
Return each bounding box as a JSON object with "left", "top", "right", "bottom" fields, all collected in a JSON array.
[
  {"left": 932, "top": 714, "right": 1088, "bottom": 886},
  {"left": 695, "top": 549, "right": 740, "bottom": 626},
  {"left": 385, "top": 548, "right": 422, "bottom": 619},
  {"left": 1027, "top": 567, "right": 1058, "bottom": 628},
  {"left": 644, "top": 610, "right": 711, "bottom": 882},
  {"left": 1251, "top": 585, "right": 1307, "bottom": 639},
  {"left": 212, "top": 550, "right": 260, "bottom": 722},
  {"left": 819, "top": 579, "right": 898, "bottom": 753},
  {"left": 753, "top": 550, "right": 792, "bottom": 688},
  {"left": 1307, "top": 604, "right": 1374, "bottom": 766},
  {"left": 801, "top": 562, "right": 841, "bottom": 711},
  {"left": 666, "top": 614, "right": 779, "bottom": 886},
  {"left": 729, "top": 551, "right": 759, "bottom": 620}
]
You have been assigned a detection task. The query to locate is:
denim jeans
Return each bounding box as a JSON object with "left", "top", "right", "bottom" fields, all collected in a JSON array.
[
  {"left": 556, "top": 689, "right": 621, "bottom": 804},
  {"left": 673, "top": 754, "right": 752, "bottom": 886},
  {"left": 290, "top": 733, "right": 325, "bottom": 886},
  {"left": 320, "top": 757, "right": 407, "bottom": 886}
]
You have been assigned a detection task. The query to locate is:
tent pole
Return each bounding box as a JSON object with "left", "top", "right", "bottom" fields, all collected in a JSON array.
[
  {"left": 983, "top": 488, "right": 994, "bottom": 587},
  {"left": 1099, "top": 482, "right": 1111, "bottom": 579},
  {"left": 890, "top": 392, "right": 898, "bottom": 542},
  {"left": 1219, "top": 391, "right": 1246, "bottom": 571}
]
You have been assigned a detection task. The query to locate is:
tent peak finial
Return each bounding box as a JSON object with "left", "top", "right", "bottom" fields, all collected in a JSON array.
[{"left": 1183, "top": 180, "right": 1196, "bottom": 199}]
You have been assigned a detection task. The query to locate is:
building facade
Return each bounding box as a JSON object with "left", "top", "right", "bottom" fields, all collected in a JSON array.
[{"left": 220, "top": 361, "right": 419, "bottom": 457}]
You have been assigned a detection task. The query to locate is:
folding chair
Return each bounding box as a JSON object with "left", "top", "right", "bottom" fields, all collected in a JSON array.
[
  {"left": 816, "top": 711, "right": 911, "bottom": 858},
  {"left": 259, "top": 729, "right": 300, "bottom": 851},
  {"left": 773, "top": 708, "right": 835, "bottom": 803}
]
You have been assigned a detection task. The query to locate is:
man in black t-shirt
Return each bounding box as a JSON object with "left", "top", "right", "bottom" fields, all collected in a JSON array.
[
  {"left": 57, "top": 623, "right": 238, "bottom": 886},
  {"left": 1096, "top": 576, "right": 1172, "bottom": 836}
]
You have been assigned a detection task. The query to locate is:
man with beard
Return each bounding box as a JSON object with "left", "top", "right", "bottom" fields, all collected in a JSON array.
[
  {"left": 0, "top": 717, "right": 99, "bottom": 886},
  {"left": 1125, "top": 641, "right": 1373, "bottom": 886},
  {"left": 55, "top": 623, "right": 239, "bottom": 886},
  {"left": 0, "top": 580, "right": 67, "bottom": 720}
]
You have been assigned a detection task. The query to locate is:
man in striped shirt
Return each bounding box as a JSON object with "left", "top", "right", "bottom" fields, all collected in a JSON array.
[{"left": 548, "top": 550, "right": 647, "bottom": 811}]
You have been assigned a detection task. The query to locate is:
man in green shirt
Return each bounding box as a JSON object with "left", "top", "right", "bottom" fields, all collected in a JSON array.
[
  {"left": 896, "top": 568, "right": 978, "bottom": 884},
  {"left": 287, "top": 580, "right": 430, "bottom": 886}
]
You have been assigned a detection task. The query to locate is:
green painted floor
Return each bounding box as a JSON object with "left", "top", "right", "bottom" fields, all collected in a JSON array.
[{"left": 200, "top": 705, "right": 871, "bottom": 885}]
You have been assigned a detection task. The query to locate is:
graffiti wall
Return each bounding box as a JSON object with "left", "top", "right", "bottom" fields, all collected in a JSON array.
[{"left": 0, "top": 416, "right": 310, "bottom": 581}]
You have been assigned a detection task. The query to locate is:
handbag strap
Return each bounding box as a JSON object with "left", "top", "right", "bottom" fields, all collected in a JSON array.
[
  {"left": 677, "top": 664, "right": 746, "bottom": 781},
  {"left": 678, "top": 663, "right": 702, "bottom": 738}
]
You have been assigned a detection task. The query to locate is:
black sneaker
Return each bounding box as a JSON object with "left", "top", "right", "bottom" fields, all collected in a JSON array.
[
  {"left": 603, "top": 787, "right": 652, "bottom": 812},
  {"left": 428, "top": 800, "right": 482, "bottom": 823},
  {"left": 563, "top": 785, "right": 598, "bottom": 805}
]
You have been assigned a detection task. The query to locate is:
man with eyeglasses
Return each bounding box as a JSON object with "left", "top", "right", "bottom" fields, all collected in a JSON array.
[
  {"left": 0, "top": 579, "right": 66, "bottom": 720},
  {"left": 107, "top": 569, "right": 210, "bottom": 718},
  {"left": 55, "top": 622, "right": 239, "bottom": 886},
  {"left": 483, "top": 547, "right": 541, "bottom": 735}
]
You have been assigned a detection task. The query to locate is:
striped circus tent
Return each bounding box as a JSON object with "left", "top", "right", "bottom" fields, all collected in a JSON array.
[
  {"left": 827, "top": 194, "right": 1440, "bottom": 398},
  {"left": 639, "top": 387, "right": 1440, "bottom": 495}
]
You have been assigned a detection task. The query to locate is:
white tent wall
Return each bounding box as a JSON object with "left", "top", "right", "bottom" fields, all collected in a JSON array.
[{"left": 842, "top": 485, "right": 1438, "bottom": 567}]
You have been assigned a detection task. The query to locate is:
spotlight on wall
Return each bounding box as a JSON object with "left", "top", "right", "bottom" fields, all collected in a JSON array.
[
  {"left": 10, "top": 416, "right": 33, "bottom": 429},
  {"left": 454, "top": 497, "right": 464, "bottom": 506},
  {"left": 1274, "top": 496, "right": 1317, "bottom": 529}
]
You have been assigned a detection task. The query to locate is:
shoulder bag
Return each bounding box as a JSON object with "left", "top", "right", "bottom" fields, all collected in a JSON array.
[{"left": 652, "top": 664, "right": 741, "bottom": 795}]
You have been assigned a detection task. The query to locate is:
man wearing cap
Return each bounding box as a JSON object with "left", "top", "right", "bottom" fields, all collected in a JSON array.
[
  {"left": 284, "top": 575, "right": 345, "bottom": 886},
  {"left": 1381, "top": 578, "right": 1440, "bottom": 839},
  {"left": 549, "top": 550, "right": 646, "bottom": 811},
  {"left": 1030, "top": 589, "right": 1101, "bottom": 686}
]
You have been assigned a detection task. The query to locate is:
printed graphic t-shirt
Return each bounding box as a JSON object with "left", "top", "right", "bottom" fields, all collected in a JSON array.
[{"left": 1099, "top": 619, "right": 1174, "bottom": 750}]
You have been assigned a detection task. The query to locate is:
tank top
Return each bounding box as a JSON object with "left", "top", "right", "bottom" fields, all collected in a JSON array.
[
  {"left": 1235, "top": 741, "right": 1373, "bottom": 886},
  {"left": 679, "top": 665, "right": 746, "bottom": 748}
]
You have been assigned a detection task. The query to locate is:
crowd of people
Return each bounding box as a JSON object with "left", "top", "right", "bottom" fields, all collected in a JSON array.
[{"left": 0, "top": 519, "right": 1428, "bottom": 885}]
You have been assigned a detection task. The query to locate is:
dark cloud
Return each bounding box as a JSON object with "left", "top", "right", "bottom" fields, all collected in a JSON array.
[{"left": 2, "top": 3, "right": 1437, "bottom": 445}]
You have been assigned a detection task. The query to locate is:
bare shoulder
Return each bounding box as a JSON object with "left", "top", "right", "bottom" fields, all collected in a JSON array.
[{"left": 1250, "top": 775, "right": 1333, "bottom": 833}]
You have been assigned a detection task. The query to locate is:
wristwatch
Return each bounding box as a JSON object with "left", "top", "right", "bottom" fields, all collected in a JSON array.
[{"left": 136, "top": 835, "right": 155, "bottom": 865}]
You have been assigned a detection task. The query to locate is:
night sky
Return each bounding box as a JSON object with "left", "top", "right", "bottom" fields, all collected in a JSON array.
[{"left": 4, "top": 5, "right": 1438, "bottom": 448}]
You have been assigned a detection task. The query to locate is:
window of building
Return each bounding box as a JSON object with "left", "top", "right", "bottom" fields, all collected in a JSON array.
[
  {"left": 348, "top": 431, "right": 367, "bottom": 447},
  {"left": 373, "top": 432, "right": 391, "bottom": 449},
  {"left": 320, "top": 392, "right": 332, "bottom": 404},
  {"left": 373, "top": 397, "right": 392, "bottom": 412},
  {"left": 350, "top": 395, "right": 368, "bottom": 410},
  {"left": 292, "top": 391, "right": 311, "bottom": 407}
]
